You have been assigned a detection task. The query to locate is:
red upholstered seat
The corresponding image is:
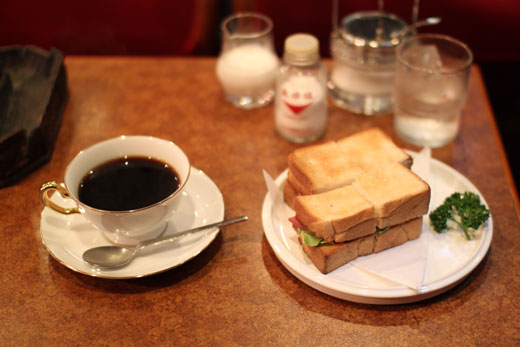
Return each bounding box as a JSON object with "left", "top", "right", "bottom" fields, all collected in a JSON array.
[
  {"left": 0, "top": 0, "right": 202, "bottom": 55},
  {"left": 0, "top": 0, "right": 518, "bottom": 60}
]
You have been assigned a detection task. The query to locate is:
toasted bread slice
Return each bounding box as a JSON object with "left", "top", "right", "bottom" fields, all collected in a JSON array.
[
  {"left": 298, "top": 217, "right": 423, "bottom": 274},
  {"left": 293, "top": 188, "right": 335, "bottom": 241},
  {"left": 353, "top": 162, "right": 430, "bottom": 228},
  {"left": 333, "top": 219, "right": 376, "bottom": 243},
  {"left": 337, "top": 128, "right": 412, "bottom": 170},
  {"left": 283, "top": 179, "right": 299, "bottom": 210},
  {"left": 286, "top": 171, "right": 308, "bottom": 203},
  {"left": 294, "top": 185, "right": 376, "bottom": 243},
  {"left": 287, "top": 128, "right": 412, "bottom": 196},
  {"left": 288, "top": 141, "right": 364, "bottom": 195}
]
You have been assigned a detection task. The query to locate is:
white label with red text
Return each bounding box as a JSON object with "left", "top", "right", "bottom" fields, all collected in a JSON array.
[{"left": 275, "top": 75, "right": 326, "bottom": 141}]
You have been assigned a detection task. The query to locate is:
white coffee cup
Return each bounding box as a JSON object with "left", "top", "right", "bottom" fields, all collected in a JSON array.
[{"left": 40, "top": 136, "right": 190, "bottom": 245}]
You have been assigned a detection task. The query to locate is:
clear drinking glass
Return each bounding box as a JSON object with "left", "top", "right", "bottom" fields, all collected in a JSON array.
[
  {"left": 216, "top": 13, "right": 278, "bottom": 109},
  {"left": 393, "top": 34, "right": 473, "bottom": 147}
]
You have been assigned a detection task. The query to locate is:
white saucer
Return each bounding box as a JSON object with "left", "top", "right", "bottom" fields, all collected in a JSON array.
[
  {"left": 40, "top": 167, "right": 224, "bottom": 279},
  {"left": 262, "top": 152, "right": 493, "bottom": 304}
]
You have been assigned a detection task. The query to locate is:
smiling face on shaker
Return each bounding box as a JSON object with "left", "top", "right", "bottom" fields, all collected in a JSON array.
[{"left": 281, "top": 85, "right": 313, "bottom": 114}]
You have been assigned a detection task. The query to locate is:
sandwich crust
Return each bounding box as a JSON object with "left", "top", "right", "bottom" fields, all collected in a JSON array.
[
  {"left": 283, "top": 179, "right": 299, "bottom": 210},
  {"left": 298, "top": 217, "right": 423, "bottom": 274},
  {"left": 293, "top": 188, "right": 335, "bottom": 241},
  {"left": 301, "top": 238, "right": 362, "bottom": 274},
  {"left": 286, "top": 171, "right": 308, "bottom": 203},
  {"left": 333, "top": 219, "right": 376, "bottom": 243},
  {"left": 294, "top": 185, "right": 376, "bottom": 242},
  {"left": 353, "top": 162, "right": 430, "bottom": 228}
]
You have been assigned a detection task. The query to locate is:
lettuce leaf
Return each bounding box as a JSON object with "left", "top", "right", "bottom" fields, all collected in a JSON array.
[
  {"left": 298, "top": 228, "right": 328, "bottom": 247},
  {"left": 299, "top": 226, "right": 390, "bottom": 247},
  {"left": 375, "top": 226, "right": 389, "bottom": 235}
]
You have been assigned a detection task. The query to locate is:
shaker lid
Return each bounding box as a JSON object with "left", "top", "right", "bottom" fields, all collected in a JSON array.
[
  {"left": 339, "top": 11, "right": 407, "bottom": 48},
  {"left": 285, "top": 33, "right": 319, "bottom": 54},
  {"left": 284, "top": 33, "right": 320, "bottom": 65}
]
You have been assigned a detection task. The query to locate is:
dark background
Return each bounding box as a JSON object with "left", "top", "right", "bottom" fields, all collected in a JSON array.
[{"left": 1, "top": 0, "right": 519, "bottom": 192}]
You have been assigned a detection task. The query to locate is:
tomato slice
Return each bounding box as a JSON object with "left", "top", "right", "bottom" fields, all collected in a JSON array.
[{"left": 289, "top": 216, "right": 304, "bottom": 229}]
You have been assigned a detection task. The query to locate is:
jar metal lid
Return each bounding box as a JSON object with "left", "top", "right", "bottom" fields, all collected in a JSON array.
[{"left": 339, "top": 11, "right": 407, "bottom": 48}]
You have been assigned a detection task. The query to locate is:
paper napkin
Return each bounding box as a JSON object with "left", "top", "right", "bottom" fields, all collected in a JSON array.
[
  {"left": 349, "top": 232, "right": 429, "bottom": 292},
  {"left": 263, "top": 169, "right": 283, "bottom": 213},
  {"left": 352, "top": 147, "right": 432, "bottom": 292}
]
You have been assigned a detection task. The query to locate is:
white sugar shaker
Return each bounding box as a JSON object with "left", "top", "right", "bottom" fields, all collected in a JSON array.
[{"left": 274, "top": 33, "right": 327, "bottom": 143}]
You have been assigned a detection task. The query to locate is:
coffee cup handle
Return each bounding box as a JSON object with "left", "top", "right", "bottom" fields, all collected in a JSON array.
[{"left": 40, "top": 181, "right": 81, "bottom": 214}]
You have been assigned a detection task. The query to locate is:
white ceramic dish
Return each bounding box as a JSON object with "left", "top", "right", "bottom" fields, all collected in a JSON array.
[
  {"left": 261, "top": 152, "right": 493, "bottom": 304},
  {"left": 40, "top": 167, "right": 224, "bottom": 279}
]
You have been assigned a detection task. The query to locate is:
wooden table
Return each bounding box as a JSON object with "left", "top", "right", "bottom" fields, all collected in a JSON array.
[{"left": 1, "top": 57, "right": 519, "bottom": 346}]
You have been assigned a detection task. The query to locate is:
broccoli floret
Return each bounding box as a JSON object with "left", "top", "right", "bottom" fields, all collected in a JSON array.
[{"left": 429, "top": 192, "right": 490, "bottom": 240}]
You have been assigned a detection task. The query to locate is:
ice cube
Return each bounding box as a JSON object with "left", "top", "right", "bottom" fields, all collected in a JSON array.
[{"left": 404, "top": 44, "right": 442, "bottom": 71}]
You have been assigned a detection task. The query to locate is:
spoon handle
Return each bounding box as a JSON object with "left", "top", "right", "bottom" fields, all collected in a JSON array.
[
  {"left": 138, "top": 216, "right": 248, "bottom": 249},
  {"left": 391, "top": 17, "right": 441, "bottom": 39}
]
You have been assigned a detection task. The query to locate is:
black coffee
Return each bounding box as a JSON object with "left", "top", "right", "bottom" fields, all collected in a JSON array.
[{"left": 78, "top": 156, "right": 180, "bottom": 211}]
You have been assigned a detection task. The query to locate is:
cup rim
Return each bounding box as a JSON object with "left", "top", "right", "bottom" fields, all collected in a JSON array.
[
  {"left": 64, "top": 135, "right": 191, "bottom": 214},
  {"left": 221, "top": 12, "right": 274, "bottom": 40},
  {"left": 396, "top": 33, "right": 473, "bottom": 75}
]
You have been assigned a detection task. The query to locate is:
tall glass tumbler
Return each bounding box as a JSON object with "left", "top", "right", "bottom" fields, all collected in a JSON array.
[
  {"left": 394, "top": 34, "right": 473, "bottom": 147},
  {"left": 216, "top": 13, "right": 279, "bottom": 109}
]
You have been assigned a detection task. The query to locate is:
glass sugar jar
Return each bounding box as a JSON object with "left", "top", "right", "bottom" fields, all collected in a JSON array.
[{"left": 329, "top": 11, "right": 407, "bottom": 115}]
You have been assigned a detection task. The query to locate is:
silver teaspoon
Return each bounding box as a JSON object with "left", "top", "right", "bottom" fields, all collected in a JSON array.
[
  {"left": 82, "top": 216, "right": 248, "bottom": 268},
  {"left": 391, "top": 17, "right": 442, "bottom": 39}
]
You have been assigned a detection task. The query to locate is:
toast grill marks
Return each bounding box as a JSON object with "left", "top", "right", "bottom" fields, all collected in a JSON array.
[{"left": 287, "top": 128, "right": 413, "bottom": 198}]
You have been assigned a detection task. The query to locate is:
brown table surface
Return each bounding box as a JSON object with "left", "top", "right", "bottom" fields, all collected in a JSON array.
[{"left": 1, "top": 57, "right": 519, "bottom": 346}]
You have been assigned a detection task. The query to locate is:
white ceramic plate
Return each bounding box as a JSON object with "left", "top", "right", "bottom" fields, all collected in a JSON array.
[
  {"left": 40, "top": 167, "right": 224, "bottom": 279},
  {"left": 262, "top": 152, "right": 493, "bottom": 304}
]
